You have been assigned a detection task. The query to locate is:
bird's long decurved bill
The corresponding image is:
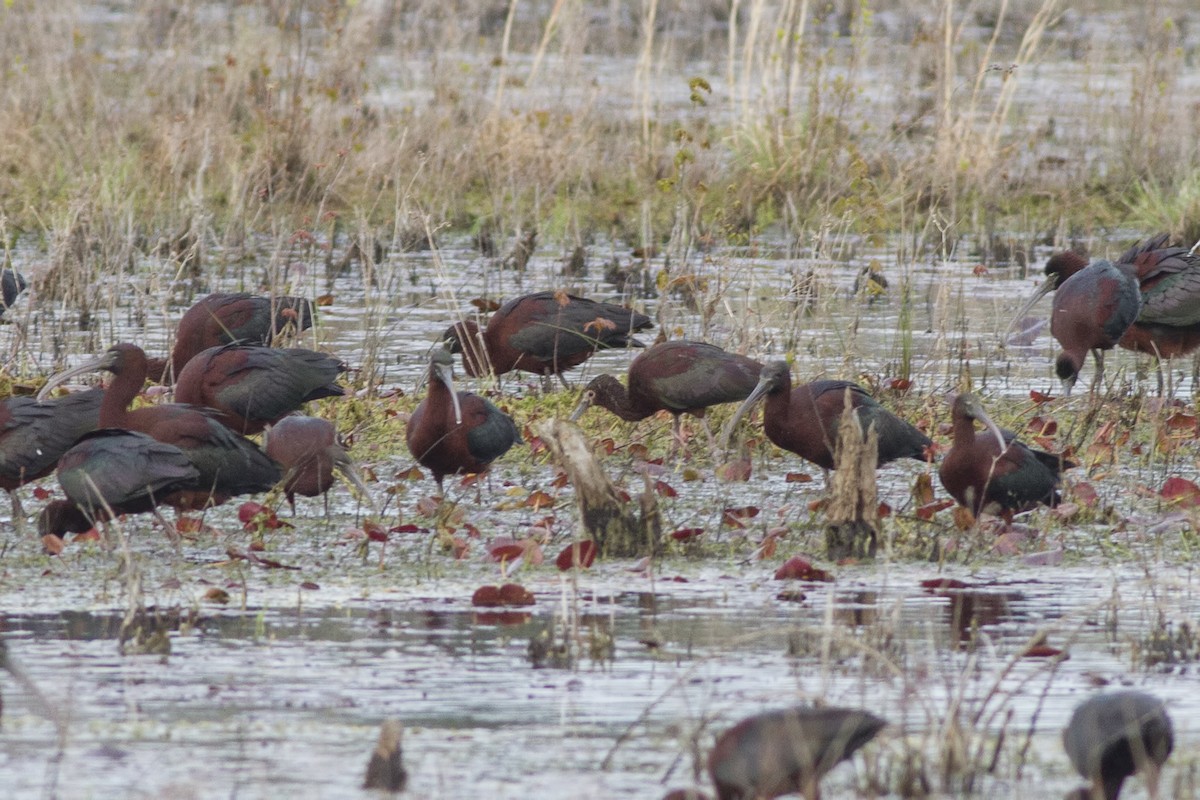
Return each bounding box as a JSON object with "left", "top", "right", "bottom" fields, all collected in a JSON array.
[
  {"left": 1002, "top": 276, "right": 1057, "bottom": 339},
  {"left": 568, "top": 394, "right": 591, "bottom": 422},
  {"left": 37, "top": 353, "right": 117, "bottom": 401},
  {"left": 974, "top": 405, "right": 1009, "bottom": 454},
  {"left": 721, "top": 376, "right": 773, "bottom": 450},
  {"left": 334, "top": 455, "right": 378, "bottom": 514},
  {"left": 434, "top": 362, "right": 463, "bottom": 425}
]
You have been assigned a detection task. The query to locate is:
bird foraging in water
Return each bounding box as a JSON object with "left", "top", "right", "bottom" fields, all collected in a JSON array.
[
  {"left": 173, "top": 343, "right": 346, "bottom": 435},
  {"left": 570, "top": 340, "right": 762, "bottom": 452},
  {"left": 442, "top": 291, "right": 652, "bottom": 386},
  {"left": 707, "top": 706, "right": 887, "bottom": 800},
  {"left": 723, "top": 361, "right": 931, "bottom": 472},
  {"left": 939, "top": 393, "right": 1072, "bottom": 519},
  {"left": 1049, "top": 259, "right": 1141, "bottom": 394},
  {"left": 265, "top": 415, "right": 373, "bottom": 512},
  {"left": 37, "top": 429, "right": 201, "bottom": 538},
  {"left": 406, "top": 348, "right": 521, "bottom": 492},
  {"left": 1063, "top": 691, "right": 1173, "bottom": 800}
]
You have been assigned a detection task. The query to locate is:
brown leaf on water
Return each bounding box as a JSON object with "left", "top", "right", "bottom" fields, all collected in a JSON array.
[
  {"left": 951, "top": 506, "right": 975, "bottom": 530},
  {"left": 1029, "top": 390, "right": 1055, "bottom": 404},
  {"left": 917, "top": 499, "right": 955, "bottom": 520},
  {"left": 469, "top": 297, "right": 501, "bottom": 312},
  {"left": 1027, "top": 416, "right": 1058, "bottom": 436},
  {"left": 715, "top": 457, "right": 751, "bottom": 482},
  {"left": 785, "top": 472, "right": 813, "bottom": 483},
  {"left": 204, "top": 587, "right": 231, "bottom": 604},
  {"left": 670, "top": 527, "right": 703, "bottom": 542},
  {"left": 395, "top": 466, "right": 424, "bottom": 481},
  {"left": 498, "top": 583, "right": 535, "bottom": 606},
  {"left": 555, "top": 540, "right": 597, "bottom": 570},
  {"left": 583, "top": 316, "right": 617, "bottom": 335},
  {"left": 415, "top": 496, "right": 442, "bottom": 516},
  {"left": 300, "top": 581, "right": 320, "bottom": 591},
  {"left": 472, "top": 585, "right": 502, "bottom": 607},
  {"left": 654, "top": 480, "right": 678, "bottom": 498},
  {"left": 487, "top": 540, "right": 525, "bottom": 562},
  {"left": 315, "top": 293, "right": 335, "bottom": 307},
  {"left": 1022, "top": 644, "right": 1067, "bottom": 659},
  {"left": 525, "top": 489, "right": 555, "bottom": 509},
  {"left": 774, "top": 556, "right": 834, "bottom": 582},
  {"left": 1161, "top": 476, "right": 1200, "bottom": 507},
  {"left": 41, "top": 535, "right": 65, "bottom": 555},
  {"left": 1071, "top": 482, "right": 1098, "bottom": 504},
  {"left": 913, "top": 472, "right": 935, "bottom": 505}
]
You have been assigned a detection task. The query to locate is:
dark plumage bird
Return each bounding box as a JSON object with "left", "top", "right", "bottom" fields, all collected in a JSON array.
[
  {"left": 0, "top": 388, "right": 102, "bottom": 528},
  {"left": 38, "top": 343, "right": 281, "bottom": 510},
  {"left": 724, "top": 362, "right": 931, "bottom": 471},
  {"left": 148, "top": 292, "right": 314, "bottom": 382},
  {"left": 1049, "top": 260, "right": 1141, "bottom": 393},
  {"left": 939, "top": 393, "right": 1072, "bottom": 518},
  {"left": 174, "top": 344, "right": 346, "bottom": 435},
  {"left": 569, "top": 340, "right": 762, "bottom": 448},
  {"left": 708, "top": 706, "right": 887, "bottom": 800},
  {"left": 1063, "top": 691, "right": 1173, "bottom": 800},
  {"left": 37, "top": 429, "right": 201, "bottom": 537},
  {"left": 265, "top": 416, "right": 372, "bottom": 511},
  {"left": 443, "top": 291, "right": 652, "bottom": 385},
  {"left": 0, "top": 268, "right": 27, "bottom": 317},
  {"left": 406, "top": 348, "right": 520, "bottom": 492}
]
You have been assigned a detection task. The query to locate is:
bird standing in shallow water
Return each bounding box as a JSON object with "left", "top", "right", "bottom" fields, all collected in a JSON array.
[
  {"left": 38, "top": 429, "right": 201, "bottom": 538},
  {"left": 173, "top": 343, "right": 345, "bottom": 435},
  {"left": 38, "top": 343, "right": 280, "bottom": 510},
  {"left": 570, "top": 340, "right": 762, "bottom": 452},
  {"left": 443, "top": 291, "right": 652, "bottom": 387},
  {"left": 707, "top": 706, "right": 887, "bottom": 800},
  {"left": 265, "top": 415, "right": 373, "bottom": 512},
  {"left": 1049, "top": 259, "right": 1141, "bottom": 394},
  {"left": 1063, "top": 691, "right": 1173, "bottom": 800},
  {"left": 939, "top": 393, "right": 1072, "bottom": 519},
  {"left": 724, "top": 361, "right": 931, "bottom": 472},
  {"left": 406, "top": 348, "right": 521, "bottom": 493}
]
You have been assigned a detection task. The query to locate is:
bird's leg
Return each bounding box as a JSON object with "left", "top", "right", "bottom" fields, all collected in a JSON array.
[
  {"left": 668, "top": 416, "right": 684, "bottom": 461},
  {"left": 1088, "top": 349, "right": 1105, "bottom": 398},
  {"left": 9, "top": 490, "right": 26, "bottom": 536}
]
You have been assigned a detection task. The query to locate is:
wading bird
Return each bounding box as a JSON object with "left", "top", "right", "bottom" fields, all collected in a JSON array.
[
  {"left": 38, "top": 343, "right": 280, "bottom": 510},
  {"left": 570, "top": 340, "right": 762, "bottom": 451},
  {"left": 938, "top": 393, "right": 1072, "bottom": 519},
  {"left": 406, "top": 348, "right": 521, "bottom": 492},
  {"left": 265, "top": 415, "right": 373, "bottom": 511},
  {"left": 724, "top": 362, "right": 931, "bottom": 472},
  {"left": 443, "top": 291, "right": 652, "bottom": 386},
  {"left": 173, "top": 344, "right": 345, "bottom": 435},
  {"left": 707, "top": 706, "right": 887, "bottom": 800},
  {"left": 1063, "top": 691, "right": 1173, "bottom": 800}
]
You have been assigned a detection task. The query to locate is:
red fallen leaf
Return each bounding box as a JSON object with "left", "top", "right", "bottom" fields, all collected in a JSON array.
[
  {"left": 73, "top": 529, "right": 102, "bottom": 543},
  {"left": 670, "top": 527, "right": 703, "bottom": 541},
  {"left": 615, "top": 489, "right": 631, "bottom": 502},
  {"left": 472, "top": 585, "right": 503, "bottom": 607},
  {"left": 972, "top": 264, "right": 989, "bottom": 276},
  {"left": 715, "top": 458, "right": 752, "bottom": 482},
  {"left": 721, "top": 513, "right": 746, "bottom": 529},
  {"left": 598, "top": 438, "right": 616, "bottom": 455},
  {"left": 204, "top": 587, "right": 231, "bottom": 604},
  {"left": 1022, "top": 645, "right": 1066, "bottom": 659},
  {"left": 951, "top": 506, "right": 975, "bottom": 530},
  {"left": 451, "top": 537, "right": 470, "bottom": 559},
  {"left": 916, "top": 499, "right": 956, "bottom": 520},
  {"left": 723, "top": 505, "right": 759, "bottom": 520},
  {"left": 498, "top": 583, "right": 535, "bottom": 606},
  {"left": 364, "top": 520, "right": 390, "bottom": 543},
  {"left": 1029, "top": 390, "right": 1055, "bottom": 404},
  {"left": 774, "top": 556, "right": 834, "bottom": 582},
  {"left": 654, "top": 480, "right": 677, "bottom": 498},
  {"left": 470, "top": 297, "right": 502, "bottom": 312},
  {"left": 488, "top": 542, "right": 526, "bottom": 562},
  {"left": 807, "top": 498, "right": 830, "bottom": 513},
  {"left": 1166, "top": 412, "right": 1197, "bottom": 432},
  {"left": 1071, "top": 482, "right": 1099, "bottom": 505},
  {"left": 525, "top": 490, "right": 555, "bottom": 509},
  {"left": 913, "top": 473, "right": 935, "bottom": 505},
  {"left": 395, "top": 466, "right": 424, "bottom": 481},
  {"left": 238, "top": 502, "right": 267, "bottom": 523},
  {"left": 628, "top": 442, "right": 649, "bottom": 460},
  {"left": 1027, "top": 416, "right": 1058, "bottom": 436},
  {"left": 176, "top": 516, "right": 204, "bottom": 534},
  {"left": 416, "top": 496, "right": 442, "bottom": 516},
  {"left": 315, "top": 293, "right": 335, "bottom": 307},
  {"left": 32, "top": 486, "right": 51, "bottom": 500},
  {"left": 921, "top": 578, "right": 970, "bottom": 590},
  {"left": 555, "top": 540, "right": 597, "bottom": 570},
  {"left": 785, "top": 472, "right": 813, "bottom": 483},
  {"left": 526, "top": 435, "right": 546, "bottom": 455},
  {"left": 550, "top": 472, "right": 569, "bottom": 489},
  {"left": 1161, "top": 476, "right": 1200, "bottom": 507},
  {"left": 249, "top": 540, "right": 265, "bottom": 552},
  {"left": 389, "top": 523, "right": 422, "bottom": 534},
  {"left": 300, "top": 581, "right": 320, "bottom": 590},
  {"left": 884, "top": 377, "right": 912, "bottom": 393},
  {"left": 877, "top": 502, "right": 892, "bottom": 518},
  {"left": 42, "top": 534, "right": 65, "bottom": 555},
  {"left": 463, "top": 523, "right": 482, "bottom": 538}
]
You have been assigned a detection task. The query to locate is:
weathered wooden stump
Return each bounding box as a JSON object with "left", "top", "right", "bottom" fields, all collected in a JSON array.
[
  {"left": 536, "top": 419, "right": 661, "bottom": 558},
  {"left": 825, "top": 391, "right": 880, "bottom": 560},
  {"left": 363, "top": 718, "right": 407, "bottom": 792}
]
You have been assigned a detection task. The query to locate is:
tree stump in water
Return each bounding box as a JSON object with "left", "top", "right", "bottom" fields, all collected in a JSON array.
[
  {"left": 825, "top": 392, "right": 880, "bottom": 560},
  {"left": 362, "top": 718, "right": 407, "bottom": 792},
  {"left": 535, "top": 419, "right": 661, "bottom": 558}
]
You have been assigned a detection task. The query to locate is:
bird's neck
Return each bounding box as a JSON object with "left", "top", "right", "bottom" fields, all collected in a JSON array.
[{"left": 592, "top": 377, "right": 649, "bottom": 421}]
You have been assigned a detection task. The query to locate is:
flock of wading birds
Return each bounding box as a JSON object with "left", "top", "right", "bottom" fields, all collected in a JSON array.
[{"left": 0, "top": 232, "right": 1193, "bottom": 799}]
